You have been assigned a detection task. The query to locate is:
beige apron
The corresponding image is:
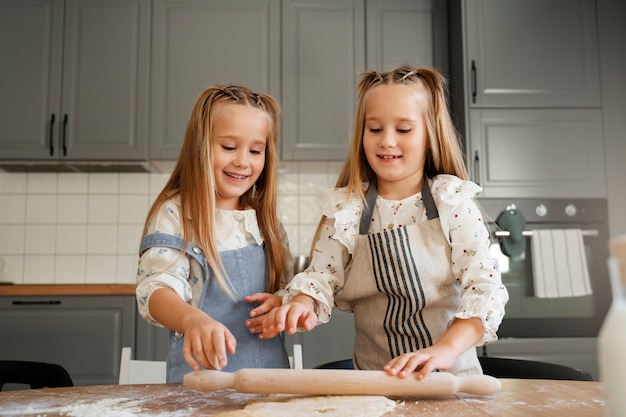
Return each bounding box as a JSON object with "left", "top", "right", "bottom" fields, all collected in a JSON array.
[{"left": 335, "top": 179, "right": 481, "bottom": 375}]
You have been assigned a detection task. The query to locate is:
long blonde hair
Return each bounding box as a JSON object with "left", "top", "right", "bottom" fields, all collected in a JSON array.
[
  {"left": 310, "top": 65, "right": 469, "bottom": 254},
  {"left": 143, "top": 85, "right": 286, "bottom": 296},
  {"left": 338, "top": 65, "right": 468, "bottom": 200}
]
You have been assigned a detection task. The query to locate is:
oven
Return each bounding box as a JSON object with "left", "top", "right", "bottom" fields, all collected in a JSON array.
[{"left": 479, "top": 198, "right": 611, "bottom": 338}]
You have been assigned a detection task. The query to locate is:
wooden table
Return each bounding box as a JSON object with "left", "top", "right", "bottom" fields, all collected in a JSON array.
[{"left": 0, "top": 379, "right": 604, "bottom": 416}]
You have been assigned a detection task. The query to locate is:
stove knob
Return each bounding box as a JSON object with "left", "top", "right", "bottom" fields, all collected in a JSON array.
[
  {"left": 565, "top": 203, "right": 577, "bottom": 217},
  {"left": 535, "top": 204, "right": 548, "bottom": 217}
]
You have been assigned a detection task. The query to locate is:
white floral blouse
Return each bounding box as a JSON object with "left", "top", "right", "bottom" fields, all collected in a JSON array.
[
  {"left": 283, "top": 174, "right": 508, "bottom": 344},
  {"left": 136, "top": 197, "right": 292, "bottom": 326}
]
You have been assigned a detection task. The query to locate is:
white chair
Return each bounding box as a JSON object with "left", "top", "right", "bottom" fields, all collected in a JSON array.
[{"left": 118, "top": 347, "right": 167, "bottom": 384}]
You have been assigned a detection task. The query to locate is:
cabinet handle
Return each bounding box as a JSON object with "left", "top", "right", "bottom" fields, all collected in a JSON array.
[
  {"left": 471, "top": 60, "right": 477, "bottom": 104},
  {"left": 49, "top": 113, "right": 56, "bottom": 156},
  {"left": 473, "top": 150, "right": 480, "bottom": 186},
  {"left": 62, "top": 114, "right": 68, "bottom": 156},
  {"left": 12, "top": 300, "right": 62, "bottom": 306}
]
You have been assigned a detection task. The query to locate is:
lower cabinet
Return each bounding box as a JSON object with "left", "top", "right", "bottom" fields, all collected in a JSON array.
[{"left": 0, "top": 295, "right": 135, "bottom": 386}]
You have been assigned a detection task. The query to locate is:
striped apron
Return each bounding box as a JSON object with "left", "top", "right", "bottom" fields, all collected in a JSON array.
[{"left": 335, "top": 180, "right": 481, "bottom": 375}]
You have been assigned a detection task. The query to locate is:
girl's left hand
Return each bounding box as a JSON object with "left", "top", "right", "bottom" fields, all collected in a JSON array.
[
  {"left": 383, "top": 344, "right": 457, "bottom": 381},
  {"left": 244, "top": 293, "right": 282, "bottom": 338}
]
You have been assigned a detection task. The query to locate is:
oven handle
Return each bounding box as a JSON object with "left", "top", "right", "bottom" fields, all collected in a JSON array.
[{"left": 494, "top": 230, "right": 599, "bottom": 237}]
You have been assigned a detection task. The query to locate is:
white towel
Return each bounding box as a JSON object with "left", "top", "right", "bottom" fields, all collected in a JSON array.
[{"left": 531, "top": 229, "right": 593, "bottom": 298}]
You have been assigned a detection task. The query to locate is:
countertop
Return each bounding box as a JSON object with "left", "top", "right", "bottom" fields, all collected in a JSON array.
[
  {"left": 0, "top": 284, "right": 136, "bottom": 296},
  {"left": 0, "top": 379, "right": 605, "bottom": 416}
]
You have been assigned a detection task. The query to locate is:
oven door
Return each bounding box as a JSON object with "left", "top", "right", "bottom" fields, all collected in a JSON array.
[{"left": 480, "top": 199, "right": 611, "bottom": 338}]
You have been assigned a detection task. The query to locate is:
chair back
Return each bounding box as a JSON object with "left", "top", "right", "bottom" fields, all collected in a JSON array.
[
  {"left": 118, "top": 347, "right": 167, "bottom": 384},
  {"left": 477, "top": 356, "right": 594, "bottom": 381},
  {"left": 314, "top": 356, "right": 594, "bottom": 381},
  {"left": 0, "top": 360, "right": 73, "bottom": 391}
]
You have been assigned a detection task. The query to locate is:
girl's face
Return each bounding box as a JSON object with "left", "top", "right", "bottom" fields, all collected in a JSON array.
[
  {"left": 212, "top": 103, "right": 269, "bottom": 210},
  {"left": 362, "top": 83, "right": 429, "bottom": 200}
]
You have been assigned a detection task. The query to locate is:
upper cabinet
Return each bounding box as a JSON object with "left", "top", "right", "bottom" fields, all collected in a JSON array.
[
  {"left": 450, "top": 0, "right": 605, "bottom": 198},
  {"left": 150, "top": 0, "right": 280, "bottom": 160},
  {"left": 462, "top": 0, "right": 601, "bottom": 108},
  {"left": 0, "top": 0, "right": 150, "bottom": 161},
  {"left": 281, "top": 0, "right": 447, "bottom": 161}
]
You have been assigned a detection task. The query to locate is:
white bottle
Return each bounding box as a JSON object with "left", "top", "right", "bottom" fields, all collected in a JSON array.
[{"left": 598, "top": 234, "right": 626, "bottom": 417}]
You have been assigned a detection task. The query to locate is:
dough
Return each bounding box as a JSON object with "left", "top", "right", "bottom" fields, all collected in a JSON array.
[{"left": 214, "top": 395, "right": 397, "bottom": 416}]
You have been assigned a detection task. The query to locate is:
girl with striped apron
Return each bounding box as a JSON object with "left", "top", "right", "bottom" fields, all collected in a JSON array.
[{"left": 336, "top": 180, "right": 482, "bottom": 375}]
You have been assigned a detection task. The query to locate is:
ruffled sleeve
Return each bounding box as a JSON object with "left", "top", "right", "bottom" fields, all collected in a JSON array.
[
  {"left": 319, "top": 187, "right": 363, "bottom": 255},
  {"left": 135, "top": 198, "right": 197, "bottom": 326},
  {"left": 431, "top": 175, "right": 508, "bottom": 344}
]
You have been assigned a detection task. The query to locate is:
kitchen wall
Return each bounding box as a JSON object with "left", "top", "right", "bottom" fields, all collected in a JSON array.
[{"left": 0, "top": 161, "right": 342, "bottom": 285}]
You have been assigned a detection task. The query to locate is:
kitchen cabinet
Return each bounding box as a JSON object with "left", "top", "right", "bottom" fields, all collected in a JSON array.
[
  {"left": 149, "top": 0, "right": 446, "bottom": 162},
  {"left": 0, "top": 0, "right": 150, "bottom": 162},
  {"left": 281, "top": 0, "right": 447, "bottom": 161},
  {"left": 0, "top": 295, "right": 135, "bottom": 386},
  {"left": 469, "top": 108, "right": 606, "bottom": 198},
  {"left": 449, "top": 0, "right": 605, "bottom": 198},
  {"left": 458, "top": 0, "right": 601, "bottom": 108},
  {"left": 150, "top": 0, "right": 280, "bottom": 160}
]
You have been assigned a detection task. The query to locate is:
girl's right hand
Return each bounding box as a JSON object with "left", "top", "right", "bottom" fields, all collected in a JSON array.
[
  {"left": 180, "top": 312, "right": 237, "bottom": 371},
  {"left": 260, "top": 294, "right": 318, "bottom": 337}
]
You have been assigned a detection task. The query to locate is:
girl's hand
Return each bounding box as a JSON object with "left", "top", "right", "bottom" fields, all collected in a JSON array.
[
  {"left": 383, "top": 317, "right": 484, "bottom": 380},
  {"left": 383, "top": 344, "right": 457, "bottom": 380},
  {"left": 180, "top": 311, "right": 237, "bottom": 371},
  {"left": 260, "top": 295, "right": 319, "bottom": 337},
  {"left": 244, "top": 293, "right": 282, "bottom": 337}
]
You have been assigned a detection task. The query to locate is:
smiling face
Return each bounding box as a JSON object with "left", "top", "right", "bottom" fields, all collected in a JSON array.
[
  {"left": 362, "top": 83, "right": 429, "bottom": 199},
  {"left": 212, "top": 102, "right": 269, "bottom": 210}
]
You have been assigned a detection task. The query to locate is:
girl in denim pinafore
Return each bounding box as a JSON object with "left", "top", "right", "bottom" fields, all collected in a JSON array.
[{"left": 136, "top": 85, "right": 292, "bottom": 382}]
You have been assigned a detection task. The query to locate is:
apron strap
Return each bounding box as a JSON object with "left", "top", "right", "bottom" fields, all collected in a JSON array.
[
  {"left": 421, "top": 178, "right": 439, "bottom": 221},
  {"left": 359, "top": 181, "right": 379, "bottom": 235},
  {"left": 359, "top": 178, "right": 439, "bottom": 235},
  {"left": 139, "top": 233, "right": 207, "bottom": 266}
]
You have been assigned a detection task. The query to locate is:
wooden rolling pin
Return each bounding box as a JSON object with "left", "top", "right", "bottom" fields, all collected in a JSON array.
[{"left": 184, "top": 368, "right": 501, "bottom": 397}]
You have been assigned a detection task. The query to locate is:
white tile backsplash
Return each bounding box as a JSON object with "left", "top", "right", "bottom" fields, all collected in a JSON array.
[
  {"left": 87, "top": 225, "right": 118, "bottom": 254},
  {"left": 88, "top": 194, "right": 119, "bottom": 224},
  {"left": 0, "top": 164, "right": 341, "bottom": 283},
  {"left": 0, "top": 225, "right": 26, "bottom": 255},
  {"left": 27, "top": 173, "right": 58, "bottom": 193},
  {"left": 0, "top": 172, "right": 27, "bottom": 193},
  {"left": 58, "top": 173, "right": 88, "bottom": 194},
  {"left": 57, "top": 195, "right": 88, "bottom": 224},
  {"left": 54, "top": 255, "right": 86, "bottom": 284},
  {"left": 23, "top": 254, "right": 55, "bottom": 284},
  {"left": 0, "top": 195, "right": 26, "bottom": 224},
  {"left": 118, "top": 195, "right": 149, "bottom": 224},
  {"left": 24, "top": 224, "right": 56, "bottom": 254},
  {"left": 26, "top": 195, "right": 58, "bottom": 223},
  {"left": 56, "top": 225, "right": 88, "bottom": 254}
]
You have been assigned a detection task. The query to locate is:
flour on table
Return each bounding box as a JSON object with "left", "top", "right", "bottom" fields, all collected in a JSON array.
[{"left": 213, "top": 395, "right": 397, "bottom": 417}]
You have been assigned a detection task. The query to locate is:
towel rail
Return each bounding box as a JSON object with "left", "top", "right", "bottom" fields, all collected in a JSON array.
[{"left": 494, "top": 230, "right": 599, "bottom": 238}]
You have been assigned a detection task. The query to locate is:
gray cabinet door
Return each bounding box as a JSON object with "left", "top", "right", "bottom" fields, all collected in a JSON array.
[
  {"left": 281, "top": 0, "right": 365, "bottom": 161},
  {"left": 0, "top": 0, "right": 63, "bottom": 159},
  {"left": 0, "top": 295, "right": 135, "bottom": 386},
  {"left": 463, "top": 0, "right": 601, "bottom": 108},
  {"left": 365, "top": 0, "right": 448, "bottom": 72},
  {"left": 469, "top": 108, "right": 606, "bottom": 198},
  {"left": 0, "top": 0, "right": 150, "bottom": 161},
  {"left": 150, "top": 0, "right": 280, "bottom": 160},
  {"left": 60, "top": 0, "right": 150, "bottom": 160}
]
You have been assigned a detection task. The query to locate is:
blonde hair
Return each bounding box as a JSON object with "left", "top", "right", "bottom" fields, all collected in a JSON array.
[
  {"left": 338, "top": 65, "right": 468, "bottom": 201},
  {"left": 310, "top": 65, "right": 469, "bottom": 255},
  {"left": 143, "top": 85, "right": 286, "bottom": 296}
]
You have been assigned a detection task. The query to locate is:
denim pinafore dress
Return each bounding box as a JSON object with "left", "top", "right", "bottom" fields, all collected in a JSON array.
[{"left": 139, "top": 233, "right": 290, "bottom": 383}]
